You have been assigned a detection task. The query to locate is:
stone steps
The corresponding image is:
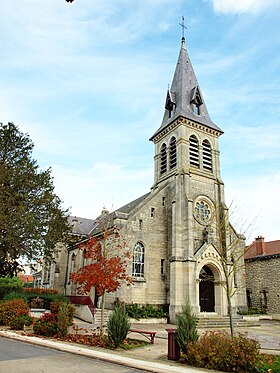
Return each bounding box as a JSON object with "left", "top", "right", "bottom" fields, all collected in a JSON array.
[
  {"left": 196, "top": 315, "right": 259, "bottom": 328},
  {"left": 94, "top": 308, "right": 112, "bottom": 326}
]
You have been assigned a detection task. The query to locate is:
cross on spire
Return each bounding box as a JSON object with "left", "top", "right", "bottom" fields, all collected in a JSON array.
[{"left": 179, "top": 16, "right": 187, "bottom": 39}]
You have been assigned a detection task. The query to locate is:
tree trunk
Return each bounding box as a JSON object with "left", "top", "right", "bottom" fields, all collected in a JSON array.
[
  {"left": 227, "top": 289, "right": 234, "bottom": 339},
  {"left": 100, "top": 290, "right": 106, "bottom": 337}
]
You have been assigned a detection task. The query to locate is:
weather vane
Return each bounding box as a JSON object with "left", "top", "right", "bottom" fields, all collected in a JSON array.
[{"left": 179, "top": 16, "right": 187, "bottom": 39}]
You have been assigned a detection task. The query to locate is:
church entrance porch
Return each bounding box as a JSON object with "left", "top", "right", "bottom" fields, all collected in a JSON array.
[{"left": 199, "top": 265, "right": 215, "bottom": 312}]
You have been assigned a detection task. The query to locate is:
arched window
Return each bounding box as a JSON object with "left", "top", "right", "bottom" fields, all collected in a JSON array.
[
  {"left": 160, "top": 143, "right": 167, "bottom": 174},
  {"left": 82, "top": 249, "right": 87, "bottom": 267},
  {"left": 169, "top": 136, "right": 177, "bottom": 169},
  {"left": 132, "top": 242, "right": 145, "bottom": 277},
  {"left": 189, "top": 135, "right": 199, "bottom": 167},
  {"left": 70, "top": 253, "right": 76, "bottom": 273},
  {"left": 202, "top": 139, "right": 212, "bottom": 171}
]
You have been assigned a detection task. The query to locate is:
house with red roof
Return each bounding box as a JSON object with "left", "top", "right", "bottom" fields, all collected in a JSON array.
[{"left": 245, "top": 236, "right": 280, "bottom": 313}]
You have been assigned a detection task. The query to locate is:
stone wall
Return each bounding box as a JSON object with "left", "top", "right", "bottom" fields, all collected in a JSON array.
[{"left": 245, "top": 256, "right": 280, "bottom": 313}]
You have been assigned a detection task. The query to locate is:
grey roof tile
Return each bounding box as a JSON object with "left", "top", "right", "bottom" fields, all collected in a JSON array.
[{"left": 150, "top": 38, "right": 223, "bottom": 140}]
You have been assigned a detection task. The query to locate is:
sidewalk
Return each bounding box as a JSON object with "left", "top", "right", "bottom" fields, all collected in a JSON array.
[
  {"left": 0, "top": 328, "right": 218, "bottom": 373},
  {"left": 72, "top": 318, "right": 280, "bottom": 356},
  {"left": 0, "top": 319, "right": 279, "bottom": 373}
]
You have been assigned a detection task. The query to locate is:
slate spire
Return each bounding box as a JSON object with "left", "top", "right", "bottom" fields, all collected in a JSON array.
[{"left": 153, "top": 37, "right": 222, "bottom": 137}]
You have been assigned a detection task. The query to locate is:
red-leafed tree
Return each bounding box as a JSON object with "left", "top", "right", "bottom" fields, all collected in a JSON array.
[{"left": 70, "top": 216, "right": 132, "bottom": 336}]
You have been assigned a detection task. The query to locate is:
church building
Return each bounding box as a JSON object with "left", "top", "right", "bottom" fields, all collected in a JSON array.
[{"left": 65, "top": 36, "right": 247, "bottom": 323}]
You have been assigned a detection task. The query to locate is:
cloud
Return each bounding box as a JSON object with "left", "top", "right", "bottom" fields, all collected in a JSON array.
[
  {"left": 209, "top": 0, "right": 279, "bottom": 14},
  {"left": 51, "top": 162, "right": 153, "bottom": 219},
  {"left": 221, "top": 123, "right": 280, "bottom": 167},
  {"left": 225, "top": 172, "right": 280, "bottom": 243}
]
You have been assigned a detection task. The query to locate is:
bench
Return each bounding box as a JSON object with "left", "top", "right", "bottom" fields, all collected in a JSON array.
[{"left": 128, "top": 329, "right": 157, "bottom": 344}]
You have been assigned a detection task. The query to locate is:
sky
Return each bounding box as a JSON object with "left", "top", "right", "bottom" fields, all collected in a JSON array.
[{"left": 0, "top": 0, "right": 279, "bottom": 244}]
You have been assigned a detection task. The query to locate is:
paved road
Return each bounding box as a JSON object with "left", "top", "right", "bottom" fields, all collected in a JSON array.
[{"left": 0, "top": 337, "right": 149, "bottom": 373}]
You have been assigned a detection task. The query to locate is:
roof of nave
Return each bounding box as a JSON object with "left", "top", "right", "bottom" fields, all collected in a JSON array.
[
  {"left": 68, "top": 215, "right": 96, "bottom": 236},
  {"left": 115, "top": 192, "right": 151, "bottom": 214}
]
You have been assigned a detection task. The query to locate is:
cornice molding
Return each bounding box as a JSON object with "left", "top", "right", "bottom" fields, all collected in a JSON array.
[{"left": 152, "top": 117, "right": 222, "bottom": 143}]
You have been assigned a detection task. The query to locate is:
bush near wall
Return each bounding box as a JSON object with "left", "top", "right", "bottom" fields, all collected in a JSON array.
[
  {"left": 3, "top": 290, "right": 69, "bottom": 309},
  {"left": 0, "top": 298, "right": 32, "bottom": 330},
  {"left": 0, "top": 277, "right": 23, "bottom": 300},
  {"left": 33, "top": 302, "right": 75, "bottom": 338},
  {"left": 23, "top": 288, "right": 59, "bottom": 295},
  {"left": 185, "top": 331, "right": 260, "bottom": 373},
  {"left": 33, "top": 312, "right": 58, "bottom": 337},
  {"left": 124, "top": 303, "right": 168, "bottom": 319}
]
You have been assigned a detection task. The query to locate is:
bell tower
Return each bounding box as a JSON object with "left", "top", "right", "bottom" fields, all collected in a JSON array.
[
  {"left": 150, "top": 36, "right": 235, "bottom": 321},
  {"left": 150, "top": 36, "right": 224, "bottom": 187}
]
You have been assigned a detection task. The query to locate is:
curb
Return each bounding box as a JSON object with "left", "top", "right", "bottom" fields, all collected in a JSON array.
[{"left": 0, "top": 330, "right": 211, "bottom": 373}]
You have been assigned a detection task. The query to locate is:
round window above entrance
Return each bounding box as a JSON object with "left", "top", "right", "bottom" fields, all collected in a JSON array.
[{"left": 194, "top": 199, "right": 212, "bottom": 225}]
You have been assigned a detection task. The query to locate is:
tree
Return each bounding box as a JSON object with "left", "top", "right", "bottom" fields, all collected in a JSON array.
[
  {"left": 0, "top": 122, "right": 70, "bottom": 277},
  {"left": 213, "top": 203, "right": 252, "bottom": 339},
  {"left": 107, "top": 301, "right": 131, "bottom": 348},
  {"left": 175, "top": 302, "right": 199, "bottom": 354},
  {"left": 70, "top": 214, "right": 132, "bottom": 336}
]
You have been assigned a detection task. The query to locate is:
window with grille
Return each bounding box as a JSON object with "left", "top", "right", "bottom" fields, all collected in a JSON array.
[
  {"left": 169, "top": 136, "right": 177, "bottom": 169},
  {"left": 202, "top": 139, "right": 212, "bottom": 171},
  {"left": 160, "top": 143, "right": 167, "bottom": 174},
  {"left": 189, "top": 135, "right": 199, "bottom": 167},
  {"left": 132, "top": 242, "right": 145, "bottom": 277}
]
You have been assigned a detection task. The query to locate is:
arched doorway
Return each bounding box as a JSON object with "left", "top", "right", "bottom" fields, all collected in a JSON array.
[{"left": 199, "top": 265, "right": 215, "bottom": 312}]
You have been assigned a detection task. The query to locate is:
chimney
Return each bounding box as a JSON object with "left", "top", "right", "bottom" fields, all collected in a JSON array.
[
  {"left": 255, "top": 236, "right": 266, "bottom": 256},
  {"left": 101, "top": 207, "right": 109, "bottom": 215},
  {"left": 71, "top": 216, "right": 78, "bottom": 232}
]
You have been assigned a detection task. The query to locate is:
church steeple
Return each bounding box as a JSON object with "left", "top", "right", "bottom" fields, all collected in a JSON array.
[
  {"left": 151, "top": 37, "right": 222, "bottom": 141},
  {"left": 150, "top": 35, "right": 225, "bottom": 188}
]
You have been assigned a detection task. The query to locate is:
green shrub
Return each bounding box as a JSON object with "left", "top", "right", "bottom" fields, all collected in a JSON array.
[
  {"left": 2, "top": 289, "right": 68, "bottom": 309},
  {"left": 255, "top": 354, "right": 280, "bottom": 373},
  {"left": 23, "top": 288, "right": 59, "bottom": 295},
  {"left": 33, "top": 313, "right": 58, "bottom": 337},
  {"left": 57, "top": 303, "right": 70, "bottom": 339},
  {"left": 186, "top": 330, "right": 260, "bottom": 373},
  {"left": 238, "top": 307, "right": 267, "bottom": 315},
  {"left": 124, "top": 303, "right": 167, "bottom": 319},
  {"left": 3, "top": 291, "right": 28, "bottom": 302},
  {"left": 50, "top": 301, "right": 74, "bottom": 319},
  {"left": 107, "top": 303, "right": 131, "bottom": 348},
  {"left": 26, "top": 292, "right": 69, "bottom": 309},
  {"left": 0, "top": 277, "right": 23, "bottom": 300},
  {"left": 0, "top": 298, "right": 30, "bottom": 326},
  {"left": 9, "top": 314, "right": 33, "bottom": 330},
  {"left": 23, "top": 282, "right": 34, "bottom": 288},
  {"left": 54, "top": 302, "right": 75, "bottom": 339},
  {"left": 175, "top": 303, "right": 198, "bottom": 354}
]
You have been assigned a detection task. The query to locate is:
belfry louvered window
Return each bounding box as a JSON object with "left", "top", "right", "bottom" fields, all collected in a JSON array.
[
  {"left": 132, "top": 242, "right": 145, "bottom": 277},
  {"left": 202, "top": 139, "right": 212, "bottom": 171},
  {"left": 169, "top": 136, "right": 177, "bottom": 169},
  {"left": 189, "top": 135, "right": 199, "bottom": 167},
  {"left": 160, "top": 143, "right": 167, "bottom": 174}
]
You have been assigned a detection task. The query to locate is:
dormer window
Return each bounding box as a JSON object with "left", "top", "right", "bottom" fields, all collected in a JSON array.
[
  {"left": 193, "top": 102, "right": 200, "bottom": 115},
  {"left": 165, "top": 90, "right": 176, "bottom": 118},
  {"left": 190, "top": 86, "right": 203, "bottom": 116}
]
